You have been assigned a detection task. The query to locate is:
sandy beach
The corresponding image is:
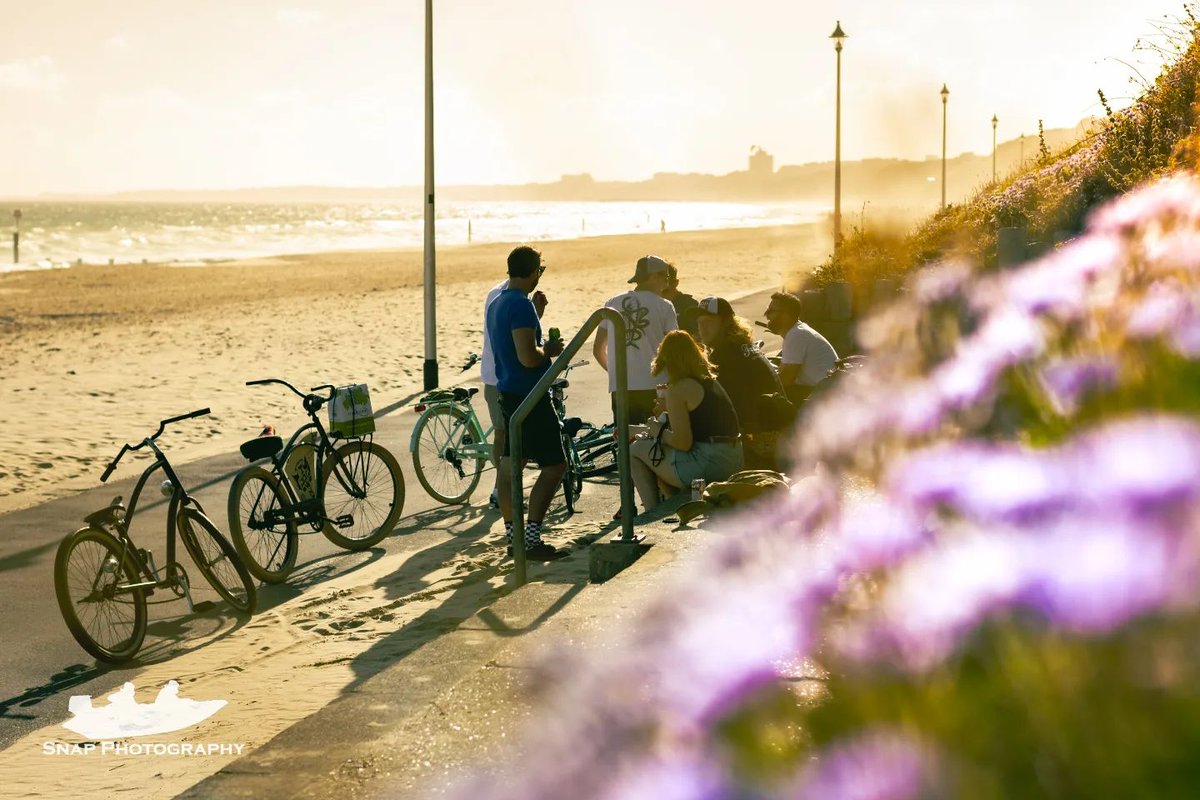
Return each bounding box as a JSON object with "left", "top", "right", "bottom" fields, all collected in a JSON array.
[{"left": 0, "top": 223, "right": 827, "bottom": 515}]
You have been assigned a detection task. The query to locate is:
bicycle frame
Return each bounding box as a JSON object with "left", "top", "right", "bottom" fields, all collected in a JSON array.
[
  {"left": 99, "top": 438, "right": 195, "bottom": 596},
  {"left": 408, "top": 396, "right": 493, "bottom": 463},
  {"left": 260, "top": 403, "right": 377, "bottom": 530}
]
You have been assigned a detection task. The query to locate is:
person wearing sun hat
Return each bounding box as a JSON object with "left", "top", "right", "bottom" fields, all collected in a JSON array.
[
  {"left": 687, "top": 296, "right": 791, "bottom": 469},
  {"left": 592, "top": 254, "right": 679, "bottom": 425}
]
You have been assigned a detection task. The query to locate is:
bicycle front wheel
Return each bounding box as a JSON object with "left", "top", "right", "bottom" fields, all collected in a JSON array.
[
  {"left": 54, "top": 527, "right": 147, "bottom": 663},
  {"left": 228, "top": 466, "right": 298, "bottom": 584},
  {"left": 321, "top": 440, "right": 405, "bottom": 550},
  {"left": 178, "top": 509, "right": 257, "bottom": 614},
  {"left": 411, "top": 405, "right": 485, "bottom": 504}
]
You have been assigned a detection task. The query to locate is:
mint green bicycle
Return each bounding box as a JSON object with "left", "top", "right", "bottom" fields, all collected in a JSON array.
[{"left": 409, "top": 354, "right": 617, "bottom": 508}]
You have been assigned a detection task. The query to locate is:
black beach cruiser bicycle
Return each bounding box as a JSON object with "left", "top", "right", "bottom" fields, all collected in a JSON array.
[
  {"left": 226, "top": 378, "right": 404, "bottom": 584},
  {"left": 53, "top": 409, "right": 257, "bottom": 663}
]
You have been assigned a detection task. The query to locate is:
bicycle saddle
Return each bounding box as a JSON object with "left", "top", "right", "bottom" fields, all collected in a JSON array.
[
  {"left": 240, "top": 435, "right": 284, "bottom": 462},
  {"left": 551, "top": 379, "right": 569, "bottom": 389},
  {"left": 84, "top": 497, "right": 126, "bottom": 527},
  {"left": 423, "top": 387, "right": 479, "bottom": 403},
  {"left": 562, "top": 417, "right": 583, "bottom": 437}
]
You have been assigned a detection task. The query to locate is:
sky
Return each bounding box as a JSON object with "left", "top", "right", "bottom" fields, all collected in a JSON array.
[{"left": 0, "top": 0, "right": 1189, "bottom": 195}]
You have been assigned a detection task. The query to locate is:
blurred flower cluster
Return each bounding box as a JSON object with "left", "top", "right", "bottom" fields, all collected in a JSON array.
[{"left": 453, "top": 171, "right": 1200, "bottom": 799}]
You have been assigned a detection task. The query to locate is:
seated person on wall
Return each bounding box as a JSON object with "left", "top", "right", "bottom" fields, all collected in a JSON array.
[
  {"left": 763, "top": 291, "right": 839, "bottom": 405},
  {"left": 687, "top": 296, "right": 790, "bottom": 471},
  {"left": 627, "top": 331, "right": 743, "bottom": 514}
]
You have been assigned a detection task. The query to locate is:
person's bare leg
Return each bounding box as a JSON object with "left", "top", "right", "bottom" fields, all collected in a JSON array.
[
  {"left": 491, "top": 430, "right": 507, "bottom": 497},
  {"left": 629, "top": 439, "right": 663, "bottom": 511},
  {"left": 497, "top": 456, "right": 513, "bottom": 521},
  {"left": 528, "top": 462, "right": 567, "bottom": 522}
]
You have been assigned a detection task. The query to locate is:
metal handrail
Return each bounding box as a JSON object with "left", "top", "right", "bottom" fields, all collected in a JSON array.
[{"left": 509, "top": 308, "right": 632, "bottom": 585}]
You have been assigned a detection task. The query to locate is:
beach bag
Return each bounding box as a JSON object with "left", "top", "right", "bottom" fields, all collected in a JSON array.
[
  {"left": 328, "top": 384, "right": 376, "bottom": 438},
  {"left": 756, "top": 391, "right": 796, "bottom": 432}
]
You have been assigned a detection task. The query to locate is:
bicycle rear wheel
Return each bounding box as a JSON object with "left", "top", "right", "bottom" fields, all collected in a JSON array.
[
  {"left": 576, "top": 423, "right": 618, "bottom": 476},
  {"left": 321, "top": 440, "right": 405, "bottom": 550},
  {"left": 178, "top": 508, "right": 257, "bottom": 614},
  {"left": 228, "top": 466, "right": 298, "bottom": 584},
  {"left": 411, "top": 405, "right": 485, "bottom": 504},
  {"left": 54, "top": 527, "right": 147, "bottom": 663}
]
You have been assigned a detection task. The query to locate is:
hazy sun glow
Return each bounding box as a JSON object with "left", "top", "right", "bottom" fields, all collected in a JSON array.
[{"left": 0, "top": 0, "right": 1186, "bottom": 195}]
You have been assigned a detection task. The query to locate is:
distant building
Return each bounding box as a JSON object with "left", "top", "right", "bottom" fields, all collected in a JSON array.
[{"left": 748, "top": 146, "right": 774, "bottom": 176}]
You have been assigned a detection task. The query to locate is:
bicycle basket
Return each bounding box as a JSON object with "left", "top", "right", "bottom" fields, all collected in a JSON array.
[{"left": 329, "top": 383, "right": 376, "bottom": 438}]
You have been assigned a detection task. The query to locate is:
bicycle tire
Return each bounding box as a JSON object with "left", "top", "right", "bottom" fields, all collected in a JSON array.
[
  {"left": 561, "top": 434, "right": 582, "bottom": 514},
  {"left": 321, "top": 440, "right": 405, "bottom": 550},
  {"left": 228, "top": 466, "right": 299, "bottom": 584},
  {"left": 411, "top": 405, "right": 485, "bottom": 504},
  {"left": 576, "top": 424, "right": 618, "bottom": 477},
  {"left": 54, "top": 527, "right": 148, "bottom": 663},
  {"left": 178, "top": 508, "right": 257, "bottom": 614}
]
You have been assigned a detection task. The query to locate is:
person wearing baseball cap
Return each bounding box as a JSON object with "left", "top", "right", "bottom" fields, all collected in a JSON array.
[
  {"left": 764, "top": 291, "right": 839, "bottom": 404},
  {"left": 690, "top": 296, "right": 790, "bottom": 469},
  {"left": 593, "top": 254, "right": 679, "bottom": 425}
]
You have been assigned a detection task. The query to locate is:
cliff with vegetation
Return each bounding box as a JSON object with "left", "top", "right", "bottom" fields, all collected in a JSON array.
[{"left": 805, "top": 6, "right": 1200, "bottom": 302}]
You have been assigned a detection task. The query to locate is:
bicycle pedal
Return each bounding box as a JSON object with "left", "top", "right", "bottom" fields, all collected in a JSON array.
[{"left": 334, "top": 514, "right": 355, "bottom": 529}]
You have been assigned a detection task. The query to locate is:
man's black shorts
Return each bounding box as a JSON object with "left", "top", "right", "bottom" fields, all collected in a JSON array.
[
  {"left": 500, "top": 391, "right": 566, "bottom": 467},
  {"left": 611, "top": 389, "right": 658, "bottom": 426}
]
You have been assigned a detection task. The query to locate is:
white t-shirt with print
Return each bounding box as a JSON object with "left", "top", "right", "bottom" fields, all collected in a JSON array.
[
  {"left": 781, "top": 322, "right": 838, "bottom": 386},
  {"left": 602, "top": 290, "right": 678, "bottom": 392},
  {"left": 480, "top": 279, "right": 509, "bottom": 386}
]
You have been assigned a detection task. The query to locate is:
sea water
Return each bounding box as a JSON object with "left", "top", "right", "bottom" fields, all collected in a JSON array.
[{"left": 0, "top": 199, "right": 826, "bottom": 272}]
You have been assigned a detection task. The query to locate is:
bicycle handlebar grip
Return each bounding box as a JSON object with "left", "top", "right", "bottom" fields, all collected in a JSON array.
[
  {"left": 160, "top": 408, "right": 211, "bottom": 426},
  {"left": 247, "top": 379, "right": 273, "bottom": 386},
  {"left": 101, "top": 462, "right": 116, "bottom": 483}
]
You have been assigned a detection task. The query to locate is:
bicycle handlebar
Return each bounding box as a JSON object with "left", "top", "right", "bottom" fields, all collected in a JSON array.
[
  {"left": 100, "top": 407, "right": 210, "bottom": 482},
  {"left": 459, "top": 353, "right": 480, "bottom": 373},
  {"left": 247, "top": 377, "right": 305, "bottom": 398}
]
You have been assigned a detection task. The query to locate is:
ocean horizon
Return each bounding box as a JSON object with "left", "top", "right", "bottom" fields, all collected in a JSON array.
[{"left": 0, "top": 199, "right": 828, "bottom": 273}]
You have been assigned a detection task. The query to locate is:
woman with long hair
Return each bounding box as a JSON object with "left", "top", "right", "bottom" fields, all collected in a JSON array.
[{"left": 627, "top": 330, "right": 743, "bottom": 513}]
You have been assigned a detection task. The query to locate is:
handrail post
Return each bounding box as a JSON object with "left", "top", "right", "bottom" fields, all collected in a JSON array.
[{"left": 510, "top": 308, "right": 632, "bottom": 586}]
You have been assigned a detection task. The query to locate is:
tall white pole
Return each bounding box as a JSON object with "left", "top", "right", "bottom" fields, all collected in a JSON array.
[
  {"left": 940, "top": 84, "right": 949, "bottom": 210},
  {"left": 423, "top": 0, "right": 439, "bottom": 391},
  {"left": 834, "top": 40, "right": 842, "bottom": 251},
  {"left": 830, "top": 22, "right": 846, "bottom": 255}
]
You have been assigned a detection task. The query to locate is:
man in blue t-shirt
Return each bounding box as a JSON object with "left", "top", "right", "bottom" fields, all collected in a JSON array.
[{"left": 486, "top": 245, "right": 566, "bottom": 560}]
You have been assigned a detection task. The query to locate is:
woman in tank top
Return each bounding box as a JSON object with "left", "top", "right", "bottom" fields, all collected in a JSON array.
[{"left": 626, "top": 331, "right": 744, "bottom": 514}]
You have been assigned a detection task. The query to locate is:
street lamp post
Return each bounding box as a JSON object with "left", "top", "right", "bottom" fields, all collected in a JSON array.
[
  {"left": 423, "top": 0, "right": 438, "bottom": 391},
  {"left": 992, "top": 114, "right": 998, "bottom": 182},
  {"left": 830, "top": 21, "right": 846, "bottom": 254},
  {"left": 940, "top": 84, "right": 949, "bottom": 210},
  {"left": 12, "top": 209, "right": 20, "bottom": 264}
]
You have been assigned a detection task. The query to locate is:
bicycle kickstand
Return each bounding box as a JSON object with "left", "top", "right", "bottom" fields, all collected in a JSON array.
[{"left": 178, "top": 571, "right": 215, "bottom": 614}]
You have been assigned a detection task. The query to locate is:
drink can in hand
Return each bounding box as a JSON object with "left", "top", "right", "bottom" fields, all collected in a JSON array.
[
  {"left": 548, "top": 327, "right": 561, "bottom": 341},
  {"left": 691, "top": 478, "right": 706, "bottom": 502}
]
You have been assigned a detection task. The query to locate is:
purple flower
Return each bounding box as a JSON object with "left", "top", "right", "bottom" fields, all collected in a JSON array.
[
  {"left": 1090, "top": 173, "right": 1200, "bottom": 233},
  {"left": 603, "top": 755, "right": 732, "bottom": 800},
  {"left": 887, "top": 442, "right": 1071, "bottom": 525},
  {"left": 1073, "top": 416, "right": 1200, "bottom": 513},
  {"left": 1037, "top": 356, "right": 1120, "bottom": 415},
  {"left": 837, "top": 530, "right": 1025, "bottom": 670},
  {"left": 912, "top": 260, "right": 974, "bottom": 305},
  {"left": 794, "top": 730, "right": 939, "bottom": 800},
  {"left": 1124, "top": 281, "right": 1191, "bottom": 339},
  {"left": 994, "top": 234, "right": 1123, "bottom": 321},
  {"left": 1018, "top": 514, "right": 1182, "bottom": 633}
]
